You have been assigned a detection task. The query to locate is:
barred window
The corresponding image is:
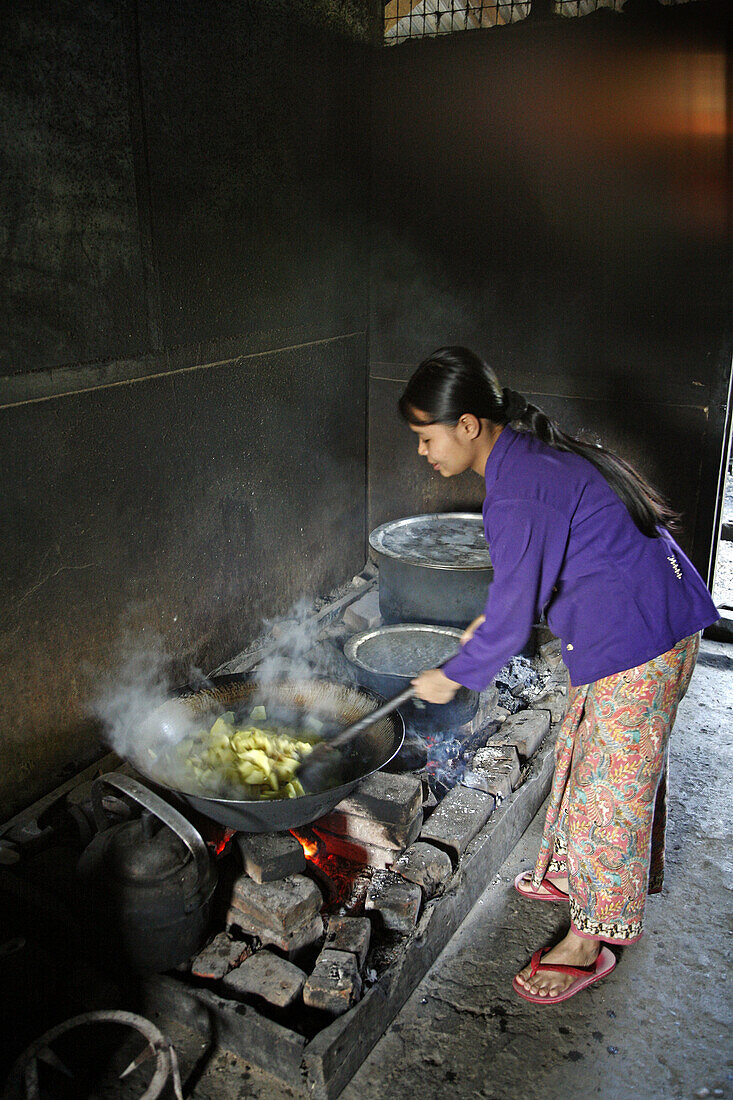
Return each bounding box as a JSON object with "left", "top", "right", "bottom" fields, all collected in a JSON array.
[{"left": 385, "top": 0, "right": 702, "bottom": 44}]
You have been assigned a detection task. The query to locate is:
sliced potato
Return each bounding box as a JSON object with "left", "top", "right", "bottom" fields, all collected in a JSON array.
[{"left": 179, "top": 714, "right": 324, "bottom": 801}]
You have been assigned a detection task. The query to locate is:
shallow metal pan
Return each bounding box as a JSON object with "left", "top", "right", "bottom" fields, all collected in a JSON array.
[{"left": 343, "top": 623, "right": 479, "bottom": 731}]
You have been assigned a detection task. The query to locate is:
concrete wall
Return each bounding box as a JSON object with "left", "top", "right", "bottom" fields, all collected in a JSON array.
[
  {"left": 0, "top": 0, "right": 373, "bottom": 817},
  {"left": 368, "top": 4, "right": 731, "bottom": 579}
]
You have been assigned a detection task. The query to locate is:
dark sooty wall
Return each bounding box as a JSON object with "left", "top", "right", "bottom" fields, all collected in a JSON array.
[
  {"left": 0, "top": 1, "right": 372, "bottom": 817},
  {"left": 368, "top": 4, "right": 731, "bottom": 579}
]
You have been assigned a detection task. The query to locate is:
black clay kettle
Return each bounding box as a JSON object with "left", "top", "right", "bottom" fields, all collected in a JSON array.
[{"left": 76, "top": 773, "right": 217, "bottom": 974}]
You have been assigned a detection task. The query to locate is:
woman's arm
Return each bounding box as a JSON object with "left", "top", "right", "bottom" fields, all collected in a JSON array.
[
  {"left": 461, "top": 614, "right": 486, "bottom": 645},
  {"left": 409, "top": 613, "right": 486, "bottom": 704},
  {"left": 438, "top": 499, "right": 569, "bottom": 692}
]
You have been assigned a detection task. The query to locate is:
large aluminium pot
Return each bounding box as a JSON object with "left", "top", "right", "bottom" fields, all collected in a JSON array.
[
  {"left": 126, "top": 676, "right": 404, "bottom": 833},
  {"left": 343, "top": 624, "right": 479, "bottom": 732},
  {"left": 369, "top": 512, "right": 493, "bottom": 629}
]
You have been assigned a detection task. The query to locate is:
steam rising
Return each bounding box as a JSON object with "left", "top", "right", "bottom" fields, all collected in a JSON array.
[
  {"left": 89, "top": 632, "right": 205, "bottom": 774},
  {"left": 254, "top": 597, "right": 356, "bottom": 694},
  {"left": 88, "top": 600, "right": 358, "bottom": 798}
]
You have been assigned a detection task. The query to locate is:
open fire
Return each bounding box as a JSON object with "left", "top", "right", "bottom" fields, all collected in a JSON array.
[{"left": 290, "top": 827, "right": 373, "bottom": 912}]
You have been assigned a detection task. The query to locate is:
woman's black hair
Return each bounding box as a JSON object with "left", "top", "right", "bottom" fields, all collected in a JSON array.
[{"left": 399, "top": 346, "right": 678, "bottom": 538}]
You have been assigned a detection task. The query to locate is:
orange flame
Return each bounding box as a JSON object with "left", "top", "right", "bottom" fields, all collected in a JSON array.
[
  {"left": 290, "top": 830, "right": 319, "bottom": 860},
  {"left": 213, "top": 827, "right": 235, "bottom": 856}
]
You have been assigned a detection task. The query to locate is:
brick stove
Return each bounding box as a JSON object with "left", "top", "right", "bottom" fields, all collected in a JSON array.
[
  {"left": 143, "top": 579, "right": 568, "bottom": 1097},
  {"left": 0, "top": 572, "right": 569, "bottom": 1098}
]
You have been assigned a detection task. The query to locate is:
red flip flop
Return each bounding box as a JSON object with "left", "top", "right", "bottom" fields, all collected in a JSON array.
[
  {"left": 514, "top": 870, "right": 568, "bottom": 902},
  {"left": 512, "top": 945, "right": 616, "bottom": 1004}
]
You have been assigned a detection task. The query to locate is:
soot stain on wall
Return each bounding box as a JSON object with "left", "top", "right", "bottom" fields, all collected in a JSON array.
[{"left": 0, "top": 0, "right": 372, "bottom": 817}]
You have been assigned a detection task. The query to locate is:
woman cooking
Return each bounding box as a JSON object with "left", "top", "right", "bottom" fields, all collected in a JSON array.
[{"left": 402, "top": 346, "right": 718, "bottom": 1005}]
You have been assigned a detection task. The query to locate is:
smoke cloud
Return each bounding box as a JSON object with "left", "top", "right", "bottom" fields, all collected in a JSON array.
[
  {"left": 253, "top": 597, "right": 356, "bottom": 695},
  {"left": 88, "top": 631, "right": 204, "bottom": 769},
  {"left": 88, "top": 598, "right": 357, "bottom": 797}
]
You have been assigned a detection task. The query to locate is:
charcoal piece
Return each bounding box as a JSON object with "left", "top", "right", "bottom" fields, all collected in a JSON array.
[
  {"left": 539, "top": 692, "right": 567, "bottom": 724},
  {"left": 458, "top": 718, "right": 502, "bottom": 759},
  {"left": 303, "top": 949, "right": 362, "bottom": 1015},
  {"left": 228, "top": 873, "right": 322, "bottom": 937},
  {"left": 236, "top": 832, "right": 307, "bottom": 884},
  {"left": 475, "top": 683, "right": 500, "bottom": 715},
  {"left": 538, "top": 637, "right": 564, "bottom": 667},
  {"left": 222, "top": 949, "right": 306, "bottom": 1009},
  {"left": 365, "top": 869, "right": 422, "bottom": 933},
  {"left": 532, "top": 667, "right": 570, "bottom": 722},
  {"left": 342, "top": 589, "right": 382, "bottom": 632},
  {"left": 413, "top": 769, "right": 432, "bottom": 801},
  {"left": 422, "top": 789, "right": 438, "bottom": 818},
  {"left": 392, "top": 842, "right": 453, "bottom": 899},
  {"left": 468, "top": 743, "right": 522, "bottom": 799},
  {"left": 495, "top": 655, "right": 546, "bottom": 707},
  {"left": 315, "top": 808, "right": 423, "bottom": 851},
  {"left": 324, "top": 915, "right": 371, "bottom": 968},
  {"left": 496, "top": 689, "right": 524, "bottom": 713},
  {"left": 191, "top": 932, "right": 252, "bottom": 980},
  {"left": 332, "top": 865, "right": 373, "bottom": 917},
  {"left": 495, "top": 655, "right": 533, "bottom": 693},
  {"left": 549, "top": 666, "right": 570, "bottom": 694},
  {"left": 427, "top": 773, "right": 452, "bottom": 801},
  {"left": 225, "top": 912, "right": 324, "bottom": 956}
]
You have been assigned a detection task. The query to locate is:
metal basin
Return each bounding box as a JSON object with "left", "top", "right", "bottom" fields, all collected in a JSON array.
[
  {"left": 369, "top": 512, "right": 493, "bottom": 628},
  {"left": 344, "top": 624, "right": 479, "bottom": 731}
]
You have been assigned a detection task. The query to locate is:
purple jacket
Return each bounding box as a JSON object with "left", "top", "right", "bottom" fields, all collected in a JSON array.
[{"left": 442, "top": 427, "right": 718, "bottom": 690}]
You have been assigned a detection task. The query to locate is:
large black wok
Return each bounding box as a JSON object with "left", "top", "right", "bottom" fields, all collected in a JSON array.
[{"left": 128, "top": 675, "right": 404, "bottom": 832}]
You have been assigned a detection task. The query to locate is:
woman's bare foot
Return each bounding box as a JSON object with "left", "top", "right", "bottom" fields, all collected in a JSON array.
[
  {"left": 514, "top": 928, "right": 600, "bottom": 998},
  {"left": 515, "top": 870, "right": 569, "bottom": 898}
]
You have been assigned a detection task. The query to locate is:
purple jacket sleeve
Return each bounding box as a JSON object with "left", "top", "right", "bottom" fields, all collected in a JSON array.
[{"left": 441, "top": 499, "right": 570, "bottom": 691}]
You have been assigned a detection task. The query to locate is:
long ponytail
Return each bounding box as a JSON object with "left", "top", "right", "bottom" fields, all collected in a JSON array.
[{"left": 398, "top": 346, "right": 678, "bottom": 538}]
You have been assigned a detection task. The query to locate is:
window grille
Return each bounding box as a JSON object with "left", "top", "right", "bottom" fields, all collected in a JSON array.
[{"left": 385, "top": 0, "right": 702, "bottom": 44}]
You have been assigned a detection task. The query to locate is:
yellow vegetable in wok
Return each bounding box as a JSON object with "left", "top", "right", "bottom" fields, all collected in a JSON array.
[{"left": 179, "top": 707, "right": 318, "bottom": 799}]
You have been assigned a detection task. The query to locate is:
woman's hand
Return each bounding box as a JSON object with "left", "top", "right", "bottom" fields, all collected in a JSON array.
[
  {"left": 411, "top": 668, "right": 461, "bottom": 704},
  {"left": 460, "top": 614, "right": 486, "bottom": 646}
]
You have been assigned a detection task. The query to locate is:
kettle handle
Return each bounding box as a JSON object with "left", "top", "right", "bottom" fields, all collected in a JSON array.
[{"left": 91, "top": 773, "right": 211, "bottom": 905}]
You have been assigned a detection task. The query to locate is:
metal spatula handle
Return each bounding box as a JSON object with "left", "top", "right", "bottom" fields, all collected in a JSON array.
[
  {"left": 327, "top": 685, "right": 416, "bottom": 750},
  {"left": 297, "top": 655, "right": 463, "bottom": 793},
  {"left": 326, "top": 646, "right": 464, "bottom": 752}
]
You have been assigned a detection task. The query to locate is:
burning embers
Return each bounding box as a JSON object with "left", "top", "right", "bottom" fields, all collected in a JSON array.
[
  {"left": 207, "top": 824, "right": 237, "bottom": 858},
  {"left": 290, "top": 827, "right": 373, "bottom": 912}
]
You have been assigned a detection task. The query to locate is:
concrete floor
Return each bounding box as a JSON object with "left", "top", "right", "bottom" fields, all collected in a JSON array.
[{"left": 183, "top": 638, "right": 733, "bottom": 1100}]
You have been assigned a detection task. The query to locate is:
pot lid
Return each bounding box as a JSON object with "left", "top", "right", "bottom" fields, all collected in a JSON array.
[
  {"left": 345, "top": 624, "right": 463, "bottom": 677},
  {"left": 369, "top": 513, "right": 492, "bottom": 570}
]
